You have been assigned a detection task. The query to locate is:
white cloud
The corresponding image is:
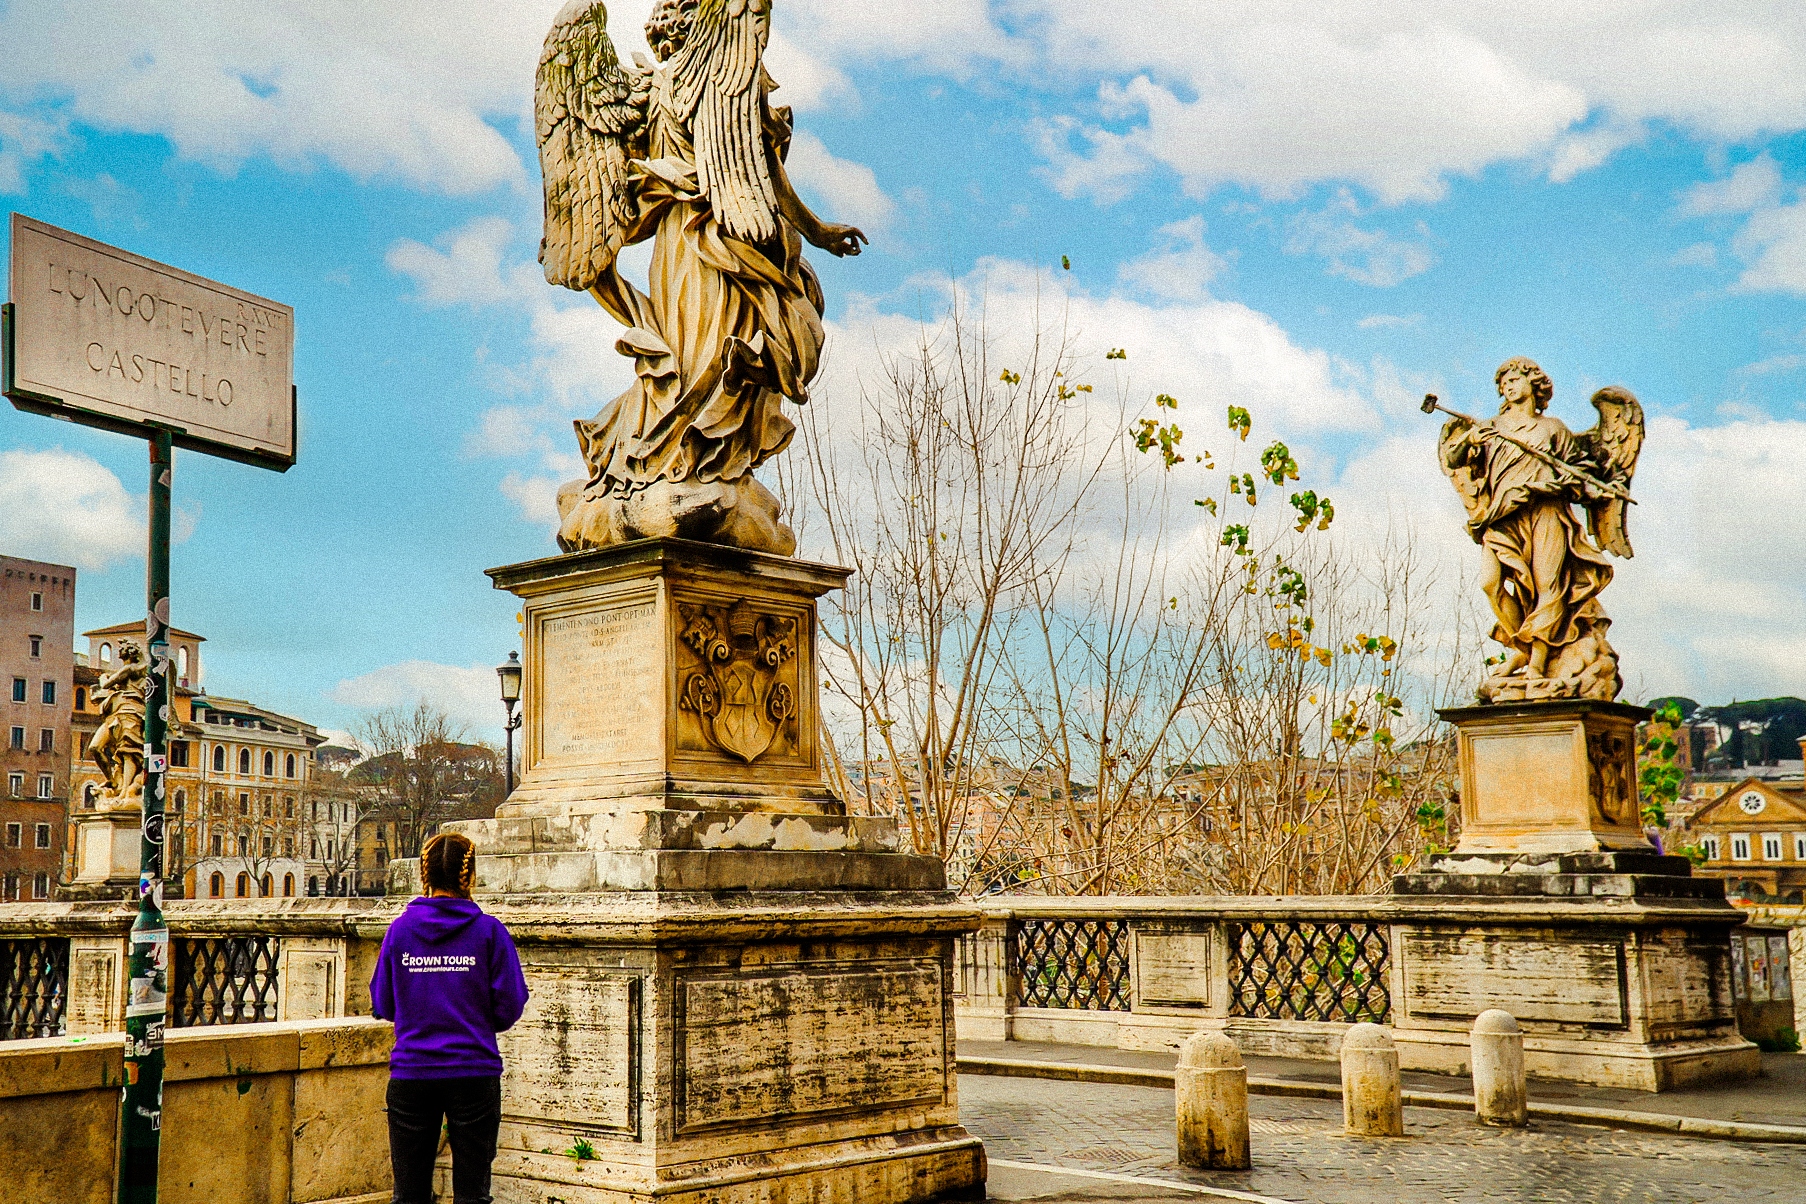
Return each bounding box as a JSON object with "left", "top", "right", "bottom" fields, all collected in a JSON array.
[
  {"left": 1357, "top": 313, "right": 1421, "bottom": 329},
  {"left": 0, "top": 447, "right": 146, "bottom": 570},
  {"left": 499, "top": 473, "right": 565, "bottom": 527},
  {"left": 0, "top": 109, "right": 66, "bottom": 193},
  {"left": 784, "top": 131, "right": 896, "bottom": 232},
  {"left": 1681, "top": 155, "right": 1784, "bottom": 217},
  {"left": 1284, "top": 192, "right": 1433, "bottom": 287},
  {"left": 1116, "top": 216, "right": 1225, "bottom": 302},
  {"left": 1730, "top": 194, "right": 1806, "bottom": 294},
  {"left": 328, "top": 659, "right": 505, "bottom": 735},
  {"left": 386, "top": 217, "right": 538, "bottom": 305},
  {"left": 1670, "top": 242, "right": 1718, "bottom": 268}
]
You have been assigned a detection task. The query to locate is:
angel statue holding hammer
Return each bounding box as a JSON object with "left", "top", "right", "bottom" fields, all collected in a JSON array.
[
  {"left": 535, "top": 0, "right": 866, "bottom": 555},
  {"left": 1426, "top": 356, "right": 1644, "bottom": 703}
]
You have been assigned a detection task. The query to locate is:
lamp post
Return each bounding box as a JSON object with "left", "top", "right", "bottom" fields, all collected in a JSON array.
[{"left": 497, "top": 652, "right": 522, "bottom": 797}]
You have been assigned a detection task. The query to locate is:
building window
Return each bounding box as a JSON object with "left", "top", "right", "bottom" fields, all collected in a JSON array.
[
  {"left": 29, "top": 592, "right": 42, "bottom": 611},
  {"left": 236, "top": 872, "right": 249, "bottom": 898},
  {"left": 40, "top": 680, "right": 54, "bottom": 705},
  {"left": 176, "top": 647, "right": 188, "bottom": 683},
  {"left": 311, "top": 801, "right": 318, "bottom": 821},
  {"left": 311, "top": 838, "right": 320, "bottom": 859},
  {"left": 239, "top": 792, "right": 250, "bottom": 815},
  {"left": 10, "top": 678, "right": 23, "bottom": 703},
  {"left": 74, "top": 687, "right": 85, "bottom": 710},
  {"left": 1763, "top": 833, "right": 1784, "bottom": 861},
  {"left": 262, "top": 836, "right": 274, "bottom": 857},
  {"left": 9, "top": 727, "right": 22, "bottom": 750},
  {"left": 308, "top": 876, "right": 319, "bottom": 896},
  {"left": 169, "top": 741, "right": 189, "bottom": 768},
  {"left": 6, "top": 774, "right": 20, "bottom": 797},
  {"left": 174, "top": 790, "right": 186, "bottom": 813},
  {"left": 34, "top": 823, "right": 50, "bottom": 849},
  {"left": 1, "top": 874, "right": 14, "bottom": 901},
  {"left": 210, "top": 833, "right": 223, "bottom": 856},
  {"left": 1796, "top": 834, "right": 1806, "bottom": 861},
  {"left": 28, "top": 636, "right": 41, "bottom": 658},
  {"left": 1731, "top": 834, "right": 1751, "bottom": 861},
  {"left": 98, "top": 642, "right": 110, "bottom": 665},
  {"left": 210, "top": 872, "right": 223, "bottom": 897},
  {"left": 211, "top": 790, "right": 224, "bottom": 815},
  {"left": 36, "top": 775, "right": 52, "bottom": 799},
  {"left": 283, "top": 797, "right": 294, "bottom": 818},
  {"left": 260, "top": 873, "right": 273, "bottom": 897},
  {"left": 32, "top": 873, "right": 48, "bottom": 900},
  {"left": 239, "top": 748, "right": 251, "bottom": 775},
  {"left": 38, "top": 729, "right": 53, "bottom": 753},
  {"left": 282, "top": 873, "right": 295, "bottom": 897},
  {"left": 285, "top": 753, "right": 296, "bottom": 778},
  {"left": 213, "top": 745, "right": 226, "bottom": 772},
  {"left": 3, "top": 823, "right": 18, "bottom": 848},
  {"left": 237, "top": 834, "right": 249, "bottom": 857},
  {"left": 263, "top": 751, "right": 275, "bottom": 777},
  {"left": 283, "top": 837, "right": 294, "bottom": 858}
]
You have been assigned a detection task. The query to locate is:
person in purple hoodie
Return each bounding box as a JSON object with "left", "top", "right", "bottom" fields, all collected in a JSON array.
[{"left": 372, "top": 832, "right": 529, "bottom": 1204}]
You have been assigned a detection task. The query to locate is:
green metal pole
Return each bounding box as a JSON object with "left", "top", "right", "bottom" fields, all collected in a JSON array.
[{"left": 120, "top": 429, "right": 172, "bottom": 1204}]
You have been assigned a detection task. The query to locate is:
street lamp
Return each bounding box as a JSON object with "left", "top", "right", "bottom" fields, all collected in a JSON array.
[{"left": 497, "top": 651, "right": 523, "bottom": 796}]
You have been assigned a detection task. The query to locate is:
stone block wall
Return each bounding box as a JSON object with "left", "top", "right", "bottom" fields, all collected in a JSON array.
[{"left": 0, "top": 1016, "right": 394, "bottom": 1204}]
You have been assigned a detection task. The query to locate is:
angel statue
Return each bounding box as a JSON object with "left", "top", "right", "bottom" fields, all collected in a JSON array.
[
  {"left": 535, "top": 0, "right": 866, "bottom": 555},
  {"left": 90, "top": 640, "right": 148, "bottom": 805},
  {"left": 1428, "top": 356, "right": 1644, "bottom": 703}
]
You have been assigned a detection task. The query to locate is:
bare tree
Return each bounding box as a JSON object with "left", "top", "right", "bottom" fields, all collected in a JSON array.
[
  {"left": 353, "top": 702, "right": 505, "bottom": 858},
  {"left": 803, "top": 287, "right": 1467, "bottom": 896}
]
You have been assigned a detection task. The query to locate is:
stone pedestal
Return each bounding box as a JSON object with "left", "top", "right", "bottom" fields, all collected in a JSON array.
[
  {"left": 64, "top": 805, "right": 141, "bottom": 901},
  {"left": 1390, "top": 700, "right": 1759, "bottom": 1091},
  {"left": 440, "top": 540, "right": 984, "bottom": 1204}
]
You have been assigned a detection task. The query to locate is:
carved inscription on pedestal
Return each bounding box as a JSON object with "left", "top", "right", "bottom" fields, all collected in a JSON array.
[
  {"left": 675, "top": 960, "right": 945, "bottom": 1133},
  {"left": 1401, "top": 931, "right": 1628, "bottom": 1027},
  {"left": 501, "top": 970, "right": 639, "bottom": 1136},
  {"left": 67, "top": 946, "right": 120, "bottom": 1032},
  {"left": 539, "top": 598, "right": 659, "bottom": 766},
  {"left": 1134, "top": 930, "right": 1211, "bottom": 1008}
]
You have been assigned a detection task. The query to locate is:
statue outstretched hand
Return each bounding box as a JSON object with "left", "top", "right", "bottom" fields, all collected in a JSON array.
[{"left": 817, "top": 223, "right": 867, "bottom": 257}]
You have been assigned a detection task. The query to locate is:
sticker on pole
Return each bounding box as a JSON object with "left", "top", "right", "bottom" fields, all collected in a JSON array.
[
  {"left": 126, "top": 928, "right": 170, "bottom": 1018},
  {"left": 4, "top": 213, "right": 295, "bottom": 471}
]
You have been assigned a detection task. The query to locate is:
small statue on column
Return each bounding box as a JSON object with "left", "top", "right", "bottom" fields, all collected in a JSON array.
[{"left": 90, "top": 639, "right": 149, "bottom": 806}]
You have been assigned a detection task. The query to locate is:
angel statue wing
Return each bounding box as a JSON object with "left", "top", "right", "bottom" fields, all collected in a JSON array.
[
  {"left": 1436, "top": 416, "right": 1490, "bottom": 537},
  {"left": 537, "top": 0, "right": 648, "bottom": 291},
  {"left": 666, "top": 0, "right": 780, "bottom": 244},
  {"left": 1575, "top": 385, "right": 1645, "bottom": 558}
]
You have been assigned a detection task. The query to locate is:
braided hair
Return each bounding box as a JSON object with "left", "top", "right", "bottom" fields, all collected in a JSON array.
[{"left": 419, "top": 831, "right": 477, "bottom": 898}]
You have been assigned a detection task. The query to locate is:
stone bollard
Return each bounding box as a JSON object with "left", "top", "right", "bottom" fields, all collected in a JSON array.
[
  {"left": 1470, "top": 1009, "right": 1528, "bottom": 1126},
  {"left": 1340, "top": 1023, "right": 1404, "bottom": 1137},
  {"left": 1176, "top": 1031, "right": 1251, "bottom": 1170}
]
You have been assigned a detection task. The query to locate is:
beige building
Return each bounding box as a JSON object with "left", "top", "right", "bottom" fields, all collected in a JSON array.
[
  {"left": 68, "top": 622, "right": 329, "bottom": 900},
  {"left": 1675, "top": 744, "right": 1806, "bottom": 903}
]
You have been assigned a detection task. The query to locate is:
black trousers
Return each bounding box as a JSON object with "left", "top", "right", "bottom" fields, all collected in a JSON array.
[{"left": 386, "top": 1075, "right": 502, "bottom": 1204}]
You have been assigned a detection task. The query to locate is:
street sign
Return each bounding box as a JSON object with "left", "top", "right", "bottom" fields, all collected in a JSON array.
[{"left": 4, "top": 213, "right": 295, "bottom": 470}]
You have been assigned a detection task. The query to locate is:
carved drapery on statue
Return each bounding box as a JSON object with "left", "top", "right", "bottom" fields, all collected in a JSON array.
[
  {"left": 1434, "top": 357, "right": 1644, "bottom": 703},
  {"left": 90, "top": 640, "right": 148, "bottom": 806},
  {"left": 536, "top": 0, "right": 865, "bottom": 556}
]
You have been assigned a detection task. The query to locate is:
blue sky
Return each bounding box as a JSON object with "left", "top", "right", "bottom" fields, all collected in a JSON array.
[{"left": 3, "top": 1, "right": 1806, "bottom": 740}]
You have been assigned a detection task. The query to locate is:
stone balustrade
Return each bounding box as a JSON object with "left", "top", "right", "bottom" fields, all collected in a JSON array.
[
  {"left": 953, "top": 895, "right": 1395, "bottom": 1059},
  {"left": 0, "top": 898, "right": 390, "bottom": 1040},
  {"left": 0, "top": 1016, "right": 394, "bottom": 1204}
]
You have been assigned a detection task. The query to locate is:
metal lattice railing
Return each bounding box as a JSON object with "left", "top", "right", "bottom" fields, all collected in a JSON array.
[
  {"left": 1013, "top": 918, "right": 1132, "bottom": 1011},
  {"left": 173, "top": 936, "right": 280, "bottom": 1027},
  {"left": 0, "top": 938, "right": 68, "bottom": 1040},
  {"left": 1226, "top": 919, "right": 1390, "bottom": 1022}
]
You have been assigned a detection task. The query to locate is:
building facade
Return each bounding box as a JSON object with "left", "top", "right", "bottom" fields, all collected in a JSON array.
[
  {"left": 68, "top": 623, "right": 328, "bottom": 900},
  {"left": 1675, "top": 744, "right": 1806, "bottom": 904},
  {"left": 0, "top": 556, "right": 75, "bottom": 902}
]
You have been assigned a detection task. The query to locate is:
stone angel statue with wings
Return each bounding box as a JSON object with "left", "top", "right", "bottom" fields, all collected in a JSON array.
[
  {"left": 1431, "top": 357, "right": 1645, "bottom": 703},
  {"left": 536, "top": 0, "right": 866, "bottom": 556}
]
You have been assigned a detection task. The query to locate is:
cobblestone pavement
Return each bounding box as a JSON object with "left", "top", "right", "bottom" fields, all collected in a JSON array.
[{"left": 960, "top": 1073, "right": 1806, "bottom": 1203}]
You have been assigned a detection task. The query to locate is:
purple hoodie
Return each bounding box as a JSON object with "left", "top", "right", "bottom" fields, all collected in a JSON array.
[{"left": 371, "top": 896, "right": 529, "bottom": 1080}]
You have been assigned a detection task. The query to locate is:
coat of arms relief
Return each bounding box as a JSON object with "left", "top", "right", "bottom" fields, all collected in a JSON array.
[{"left": 676, "top": 599, "right": 801, "bottom": 763}]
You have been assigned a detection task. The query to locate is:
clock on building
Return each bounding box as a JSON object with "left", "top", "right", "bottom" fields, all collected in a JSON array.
[{"left": 1738, "top": 790, "right": 1766, "bottom": 815}]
